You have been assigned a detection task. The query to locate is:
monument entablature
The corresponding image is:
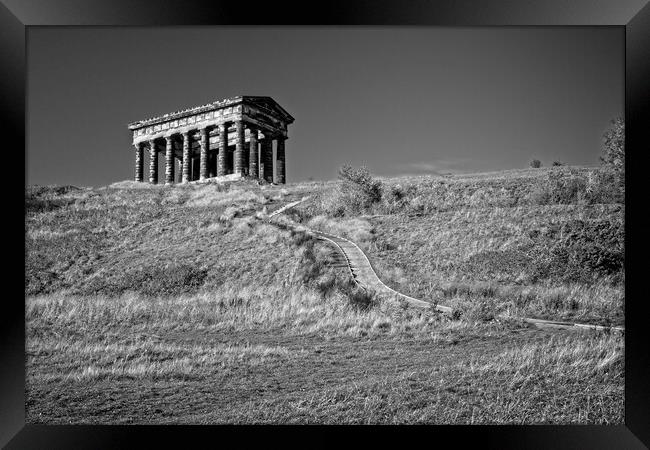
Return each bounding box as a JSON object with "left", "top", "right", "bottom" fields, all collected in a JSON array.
[{"left": 127, "top": 96, "right": 294, "bottom": 184}]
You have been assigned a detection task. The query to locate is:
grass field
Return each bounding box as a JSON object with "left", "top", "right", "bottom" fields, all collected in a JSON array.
[
  {"left": 25, "top": 168, "right": 624, "bottom": 424},
  {"left": 296, "top": 167, "right": 624, "bottom": 326}
]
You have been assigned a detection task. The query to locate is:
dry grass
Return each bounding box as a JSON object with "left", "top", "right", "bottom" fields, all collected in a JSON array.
[
  {"left": 25, "top": 171, "right": 624, "bottom": 424},
  {"left": 360, "top": 205, "right": 623, "bottom": 325},
  {"left": 26, "top": 286, "right": 451, "bottom": 341},
  {"left": 26, "top": 288, "right": 622, "bottom": 424},
  {"left": 291, "top": 169, "right": 623, "bottom": 326}
]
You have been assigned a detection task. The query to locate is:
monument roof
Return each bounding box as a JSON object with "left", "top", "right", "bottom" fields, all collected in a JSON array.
[{"left": 127, "top": 96, "right": 294, "bottom": 130}]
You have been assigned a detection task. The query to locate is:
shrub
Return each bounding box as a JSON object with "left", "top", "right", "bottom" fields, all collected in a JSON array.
[
  {"left": 320, "top": 165, "right": 382, "bottom": 216},
  {"left": 529, "top": 159, "right": 542, "bottom": 168},
  {"left": 319, "top": 188, "right": 347, "bottom": 217},
  {"left": 289, "top": 229, "right": 313, "bottom": 248},
  {"left": 379, "top": 184, "right": 414, "bottom": 214},
  {"left": 527, "top": 219, "right": 624, "bottom": 284},
  {"left": 552, "top": 161, "right": 564, "bottom": 167},
  {"left": 447, "top": 296, "right": 498, "bottom": 323},
  {"left": 345, "top": 286, "right": 379, "bottom": 311},
  {"left": 338, "top": 165, "right": 382, "bottom": 203},
  {"left": 529, "top": 167, "right": 623, "bottom": 206},
  {"left": 529, "top": 169, "right": 587, "bottom": 205},
  {"left": 584, "top": 168, "right": 624, "bottom": 204},
  {"left": 466, "top": 299, "right": 498, "bottom": 322},
  {"left": 600, "top": 117, "right": 624, "bottom": 175},
  {"left": 25, "top": 186, "right": 80, "bottom": 214},
  {"left": 313, "top": 273, "right": 337, "bottom": 296},
  {"left": 597, "top": 117, "right": 625, "bottom": 200}
]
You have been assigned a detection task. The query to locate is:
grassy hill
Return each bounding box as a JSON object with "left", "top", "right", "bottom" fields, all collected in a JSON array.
[
  {"left": 25, "top": 167, "right": 624, "bottom": 424},
  {"left": 293, "top": 166, "right": 624, "bottom": 326}
]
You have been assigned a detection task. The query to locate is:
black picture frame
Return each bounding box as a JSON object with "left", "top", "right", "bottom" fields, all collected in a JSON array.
[{"left": 3, "top": 0, "right": 649, "bottom": 447}]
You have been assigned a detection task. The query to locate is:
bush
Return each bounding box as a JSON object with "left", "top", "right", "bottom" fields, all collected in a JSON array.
[
  {"left": 527, "top": 219, "right": 624, "bottom": 284},
  {"left": 345, "top": 286, "right": 379, "bottom": 311},
  {"left": 379, "top": 184, "right": 413, "bottom": 214},
  {"left": 320, "top": 165, "right": 382, "bottom": 216},
  {"left": 584, "top": 168, "right": 624, "bottom": 204},
  {"left": 319, "top": 188, "right": 347, "bottom": 217},
  {"left": 597, "top": 117, "right": 625, "bottom": 200},
  {"left": 338, "top": 165, "right": 382, "bottom": 203},
  {"left": 529, "top": 169, "right": 587, "bottom": 205},
  {"left": 447, "top": 292, "right": 498, "bottom": 323},
  {"left": 530, "top": 159, "right": 542, "bottom": 168},
  {"left": 600, "top": 117, "right": 624, "bottom": 175},
  {"left": 552, "top": 161, "right": 564, "bottom": 167},
  {"left": 25, "top": 186, "right": 80, "bottom": 214}
]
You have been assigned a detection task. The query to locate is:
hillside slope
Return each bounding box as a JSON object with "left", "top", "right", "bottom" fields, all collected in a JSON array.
[
  {"left": 25, "top": 170, "right": 624, "bottom": 424},
  {"left": 294, "top": 166, "right": 624, "bottom": 326}
]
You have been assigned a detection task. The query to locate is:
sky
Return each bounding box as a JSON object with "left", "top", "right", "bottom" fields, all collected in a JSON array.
[{"left": 27, "top": 27, "right": 623, "bottom": 186}]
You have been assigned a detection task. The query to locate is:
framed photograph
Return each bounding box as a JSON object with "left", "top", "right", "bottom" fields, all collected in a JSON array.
[{"left": 4, "top": 0, "right": 650, "bottom": 447}]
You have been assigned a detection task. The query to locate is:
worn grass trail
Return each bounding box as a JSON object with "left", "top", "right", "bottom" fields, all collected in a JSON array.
[
  {"left": 28, "top": 322, "right": 620, "bottom": 424},
  {"left": 270, "top": 198, "right": 624, "bottom": 334}
]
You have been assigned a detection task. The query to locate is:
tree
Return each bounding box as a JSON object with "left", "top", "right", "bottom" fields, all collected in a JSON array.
[
  {"left": 530, "top": 159, "right": 542, "bottom": 168},
  {"left": 600, "top": 117, "right": 624, "bottom": 174},
  {"left": 334, "top": 165, "right": 382, "bottom": 214}
]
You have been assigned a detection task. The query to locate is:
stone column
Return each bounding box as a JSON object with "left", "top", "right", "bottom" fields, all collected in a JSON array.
[
  {"left": 261, "top": 138, "right": 273, "bottom": 183},
  {"left": 134, "top": 143, "right": 144, "bottom": 182},
  {"left": 243, "top": 144, "right": 249, "bottom": 176},
  {"left": 165, "top": 136, "right": 174, "bottom": 185},
  {"left": 275, "top": 137, "right": 286, "bottom": 184},
  {"left": 182, "top": 132, "right": 191, "bottom": 183},
  {"left": 199, "top": 128, "right": 209, "bottom": 180},
  {"left": 234, "top": 120, "right": 245, "bottom": 175},
  {"left": 148, "top": 140, "right": 158, "bottom": 184},
  {"left": 218, "top": 123, "right": 228, "bottom": 176},
  {"left": 248, "top": 128, "right": 258, "bottom": 178},
  {"left": 192, "top": 156, "right": 200, "bottom": 181},
  {"left": 208, "top": 152, "right": 215, "bottom": 178}
]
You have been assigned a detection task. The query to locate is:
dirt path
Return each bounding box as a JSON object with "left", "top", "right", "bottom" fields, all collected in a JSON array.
[{"left": 268, "top": 197, "right": 624, "bottom": 334}]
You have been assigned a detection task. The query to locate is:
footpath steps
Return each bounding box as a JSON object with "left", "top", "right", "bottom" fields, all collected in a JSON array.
[{"left": 269, "top": 198, "right": 624, "bottom": 334}]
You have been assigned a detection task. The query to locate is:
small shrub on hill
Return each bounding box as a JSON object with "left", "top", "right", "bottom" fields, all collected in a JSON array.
[
  {"left": 319, "top": 165, "right": 382, "bottom": 216},
  {"left": 444, "top": 288, "right": 500, "bottom": 323},
  {"left": 530, "top": 159, "right": 542, "bottom": 168},
  {"left": 595, "top": 117, "right": 625, "bottom": 201},
  {"left": 379, "top": 184, "right": 415, "bottom": 214},
  {"left": 584, "top": 168, "right": 624, "bottom": 204},
  {"left": 345, "top": 286, "right": 379, "bottom": 311},
  {"left": 529, "top": 168, "right": 623, "bottom": 206},
  {"left": 600, "top": 117, "right": 624, "bottom": 175},
  {"left": 527, "top": 219, "right": 624, "bottom": 284},
  {"left": 339, "top": 165, "right": 382, "bottom": 203},
  {"left": 25, "top": 186, "right": 80, "bottom": 214},
  {"left": 529, "top": 169, "right": 587, "bottom": 205}
]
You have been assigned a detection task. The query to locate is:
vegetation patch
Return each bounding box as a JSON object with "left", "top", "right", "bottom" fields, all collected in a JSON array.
[
  {"left": 80, "top": 263, "right": 209, "bottom": 297},
  {"left": 25, "top": 158, "right": 624, "bottom": 424}
]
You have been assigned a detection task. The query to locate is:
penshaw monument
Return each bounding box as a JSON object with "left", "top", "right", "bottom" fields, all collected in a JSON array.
[{"left": 128, "top": 96, "right": 294, "bottom": 184}]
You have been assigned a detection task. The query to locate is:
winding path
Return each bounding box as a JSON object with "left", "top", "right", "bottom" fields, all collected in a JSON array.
[{"left": 268, "top": 197, "right": 624, "bottom": 334}]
